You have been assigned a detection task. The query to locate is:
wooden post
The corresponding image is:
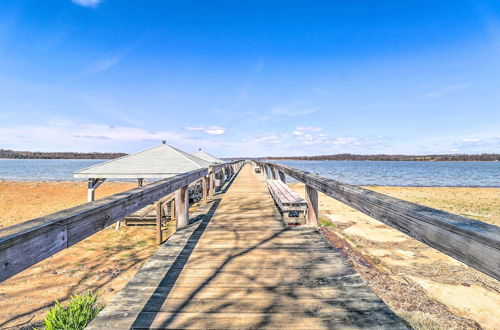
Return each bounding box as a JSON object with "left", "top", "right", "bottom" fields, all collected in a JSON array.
[
  {"left": 137, "top": 178, "right": 144, "bottom": 187},
  {"left": 209, "top": 170, "right": 215, "bottom": 197},
  {"left": 268, "top": 167, "right": 276, "bottom": 180},
  {"left": 156, "top": 201, "right": 162, "bottom": 244},
  {"left": 201, "top": 176, "right": 208, "bottom": 205},
  {"left": 305, "top": 185, "right": 319, "bottom": 227},
  {"left": 278, "top": 171, "right": 286, "bottom": 183},
  {"left": 175, "top": 186, "right": 189, "bottom": 229},
  {"left": 170, "top": 199, "right": 175, "bottom": 220}
]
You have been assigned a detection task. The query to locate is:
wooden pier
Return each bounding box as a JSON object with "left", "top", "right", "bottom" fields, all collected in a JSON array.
[
  {"left": 1, "top": 159, "right": 498, "bottom": 329},
  {"left": 88, "top": 164, "right": 405, "bottom": 329}
]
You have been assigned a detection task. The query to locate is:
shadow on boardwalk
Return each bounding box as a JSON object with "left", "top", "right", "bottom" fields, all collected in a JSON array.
[{"left": 92, "top": 164, "right": 406, "bottom": 329}]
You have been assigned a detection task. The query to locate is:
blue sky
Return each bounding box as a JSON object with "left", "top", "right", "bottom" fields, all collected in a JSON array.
[{"left": 0, "top": 0, "right": 499, "bottom": 157}]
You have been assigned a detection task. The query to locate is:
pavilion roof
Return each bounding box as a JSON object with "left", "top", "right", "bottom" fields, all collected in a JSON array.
[
  {"left": 74, "top": 143, "right": 212, "bottom": 179},
  {"left": 192, "top": 149, "right": 224, "bottom": 164}
]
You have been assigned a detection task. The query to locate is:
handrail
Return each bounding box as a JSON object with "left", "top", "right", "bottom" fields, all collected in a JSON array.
[
  {"left": 255, "top": 161, "right": 500, "bottom": 280},
  {"left": 0, "top": 161, "right": 244, "bottom": 282}
]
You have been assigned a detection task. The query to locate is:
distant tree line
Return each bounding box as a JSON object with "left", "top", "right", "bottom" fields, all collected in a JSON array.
[
  {"left": 0, "top": 149, "right": 127, "bottom": 159},
  {"left": 266, "top": 153, "right": 500, "bottom": 161}
]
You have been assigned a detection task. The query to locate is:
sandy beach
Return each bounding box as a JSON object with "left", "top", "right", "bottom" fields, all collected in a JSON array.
[
  {"left": 289, "top": 183, "right": 500, "bottom": 330},
  {"left": 0, "top": 180, "right": 499, "bottom": 329},
  {"left": 0, "top": 180, "right": 159, "bottom": 329}
]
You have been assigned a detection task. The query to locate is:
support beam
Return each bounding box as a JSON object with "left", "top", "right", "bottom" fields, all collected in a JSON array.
[
  {"left": 305, "top": 185, "right": 319, "bottom": 227},
  {"left": 209, "top": 170, "right": 215, "bottom": 197},
  {"left": 87, "top": 178, "right": 106, "bottom": 202},
  {"left": 201, "top": 176, "right": 208, "bottom": 205},
  {"left": 222, "top": 168, "right": 227, "bottom": 183},
  {"left": 170, "top": 200, "right": 175, "bottom": 220},
  {"left": 156, "top": 201, "right": 162, "bottom": 244},
  {"left": 175, "top": 186, "right": 189, "bottom": 229},
  {"left": 278, "top": 171, "right": 286, "bottom": 183}
]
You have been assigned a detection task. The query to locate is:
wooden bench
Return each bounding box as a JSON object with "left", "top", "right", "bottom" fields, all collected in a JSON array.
[
  {"left": 125, "top": 194, "right": 174, "bottom": 226},
  {"left": 267, "top": 179, "right": 307, "bottom": 225},
  {"left": 254, "top": 166, "right": 262, "bottom": 174}
]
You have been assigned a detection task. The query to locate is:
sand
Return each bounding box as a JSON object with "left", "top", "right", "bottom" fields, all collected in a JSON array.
[
  {"left": 0, "top": 180, "right": 159, "bottom": 329},
  {"left": 289, "top": 183, "right": 500, "bottom": 330},
  {"left": 0, "top": 181, "right": 499, "bottom": 329}
]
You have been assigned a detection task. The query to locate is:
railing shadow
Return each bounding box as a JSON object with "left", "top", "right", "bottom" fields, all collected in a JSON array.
[
  {"left": 215, "top": 170, "right": 240, "bottom": 195},
  {"left": 130, "top": 198, "right": 221, "bottom": 329}
]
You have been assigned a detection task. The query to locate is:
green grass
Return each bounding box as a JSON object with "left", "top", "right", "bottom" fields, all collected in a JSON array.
[
  {"left": 37, "top": 292, "right": 103, "bottom": 330},
  {"left": 319, "top": 218, "right": 336, "bottom": 228},
  {"left": 136, "top": 240, "right": 148, "bottom": 247}
]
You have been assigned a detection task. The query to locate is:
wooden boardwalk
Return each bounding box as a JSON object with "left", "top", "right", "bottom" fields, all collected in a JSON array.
[{"left": 89, "top": 164, "right": 406, "bottom": 329}]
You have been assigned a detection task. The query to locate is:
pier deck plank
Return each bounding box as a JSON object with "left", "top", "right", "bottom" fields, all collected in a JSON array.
[{"left": 89, "top": 164, "right": 406, "bottom": 329}]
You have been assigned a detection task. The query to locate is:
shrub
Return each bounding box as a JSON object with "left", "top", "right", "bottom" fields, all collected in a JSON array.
[{"left": 38, "top": 292, "right": 103, "bottom": 330}]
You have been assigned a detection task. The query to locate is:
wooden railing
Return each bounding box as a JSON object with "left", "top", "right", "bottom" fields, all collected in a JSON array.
[
  {"left": 255, "top": 161, "right": 500, "bottom": 280},
  {"left": 0, "top": 161, "right": 244, "bottom": 282}
]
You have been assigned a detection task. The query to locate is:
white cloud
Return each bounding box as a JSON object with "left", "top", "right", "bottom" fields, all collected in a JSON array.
[
  {"left": 463, "top": 138, "right": 481, "bottom": 143},
  {"left": 269, "top": 102, "right": 318, "bottom": 117},
  {"left": 296, "top": 126, "right": 322, "bottom": 132},
  {"left": 0, "top": 121, "right": 191, "bottom": 151},
  {"left": 186, "top": 126, "right": 225, "bottom": 135},
  {"left": 0, "top": 120, "right": 246, "bottom": 155},
  {"left": 419, "top": 80, "right": 472, "bottom": 99},
  {"left": 245, "top": 133, "right": 284, "bottom": 145},
  {"left": 71, "top": 0, "right": 101, "bottom": 7}
]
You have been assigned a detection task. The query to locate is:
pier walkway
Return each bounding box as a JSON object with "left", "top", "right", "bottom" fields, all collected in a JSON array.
[{"left": 89, "top": 164, "right": 405, "bottom": 329}]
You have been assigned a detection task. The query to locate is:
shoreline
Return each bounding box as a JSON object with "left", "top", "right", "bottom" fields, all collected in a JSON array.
[
  {"left": 0, "top": 181, "right": 498, "bottom": 328},
  {"left": 1, "top": 179, "right": 499, "bottom": 188}
]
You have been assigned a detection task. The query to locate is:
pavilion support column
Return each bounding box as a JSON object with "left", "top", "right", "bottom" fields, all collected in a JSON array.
[
  {"left": 278, "top": 171, "right": 286, "bottom": 183},
  {"left": 305, "top": 185, "right": 319, "bottom": 228},
  {"left": 175, "top": 186, "right": 189, "bottom": 229},
  {"left": 201, "top": 176, "right": 208, "bottom": 205},
  {"left": 87, "top": 178, "right": 105, "bottom": 202}
]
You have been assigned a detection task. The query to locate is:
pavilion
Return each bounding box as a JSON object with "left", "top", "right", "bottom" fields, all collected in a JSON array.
[
  {"left": 74, "top": 141, "right": 212, "bottom": 202},
  {"left": 192, "top": 149, "right": 224, "bottom": 164}
]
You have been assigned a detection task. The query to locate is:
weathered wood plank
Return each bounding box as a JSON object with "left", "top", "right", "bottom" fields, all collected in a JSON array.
[
  {"left": 156, "top": 202, "right": 162, "bottom": 244},
  {"left": 89, "top": 163, "right": 405, "bottom": 330},
  {"left": 305, "top": 185, "right": 319, "bottom": 227},
  {"left": 175, "top": 186, "right": 189, "bottom": 229},
  {"left": 256, "top": 161, "right": 500, "bottom": 280},
  {"left": 0, "top": 161, "right": 243, "bottom": 282}
]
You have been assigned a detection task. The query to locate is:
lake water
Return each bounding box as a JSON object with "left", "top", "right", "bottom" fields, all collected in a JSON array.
[
  {"left": 0, "top": 159, "right": 105, "bottom": 181},
  {"left": 0, "top": 159, "right": 498, "bottom": 187},
  {"left": 276, "top": 160, "right": 500, "bottom": 187}
]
